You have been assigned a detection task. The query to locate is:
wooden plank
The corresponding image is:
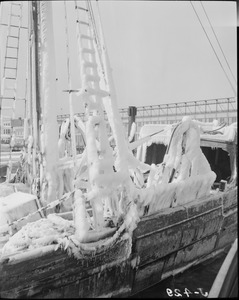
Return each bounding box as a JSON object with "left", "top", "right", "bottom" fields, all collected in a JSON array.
[
  {"left": 183, "top": 193, "right": 222, "bottom": 218},
  {"left": 134, "top": 205, "right": 187, "bottom": 239},
  {"left": 221, "top": 210, "right": 237, "bottom": 228},
  {"left": 134, "top": 206, "right": 223, "bottom": 268},
  {"left": 134, "top": 192, "right": 223, "bottom": 241},
  {"left": 1, "top": 259, "right": 132, "bottom": 299},
  {"left": 215, "top": 223, "right": 238, "bottom": 251},
  {"left": 0, "top": 238, "right": 130, "bottom": 295},
  {"left": 222, "top": 187, "right": 237, "bottom": 213},
  {"left": 132, "top": 258, "right": 164, "bottom": 294},
  {"left": 180, "top": 208, "right": 223, "bottom": 247},
  {"left": 135, "top": 226, "right": 182, "bottom": 267},
  {"left": 174, "top": 234, "right": 218, "bottom": 269},
  {"left": 161, "top": 252, "right": 177, "bottom": 275}
]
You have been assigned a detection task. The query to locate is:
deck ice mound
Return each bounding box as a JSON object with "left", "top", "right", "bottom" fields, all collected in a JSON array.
[
  {"left": 1, "top": 202, "right": 139, "bottom": 260},
  {"left": 1, "top": 214, "right": 74, "bottom": 255},
  {"left": 133, "top": 117, "right": 217, "bottom": 213}
]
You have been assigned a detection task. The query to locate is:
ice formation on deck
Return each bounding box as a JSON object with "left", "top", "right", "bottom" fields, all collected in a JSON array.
[
  {"left": 1, "top": 115, "right": 218, "bottom": 256},
  {"left": 0, "top": 2, "right": 224, "bottom": 259}
]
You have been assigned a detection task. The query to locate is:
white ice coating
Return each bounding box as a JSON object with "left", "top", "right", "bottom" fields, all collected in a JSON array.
[
  {"left": 128, "top": 122, "right": 136, "bottom": 142},
  {"left": 95, "top": 3, "right": 131, "bottom": 178},
  {"left": 73, "top": 189, "right": 90, "bottom": 243},
  {"left": 200, "top": 121, "right": 237, "bottom": 142},
  {"left": 74, "top": 115, "right": 86, "bottom": 142},
  {"left": 131, "top": 116, "right": 217, "bottom": 213},
  {"left": 1, "top": 1, "right": 230, "bottom": 253},
  {"left": 74, "top": 8, "right": 129, "bottom": 234},
  {"left": 39, "top": 2, "right": 60, "bottom": 205},
  {"left": 0, "top": 116, "right": 220, "bottom": 254},
  {"left": 1, "top": 214, "right": 75, "bottom": 255},
  {"left": 136, "top": 124, "right": 172, "bottom": 163},
  {"left": 137, "top": 119, "right": 237, "bottom": 164}
]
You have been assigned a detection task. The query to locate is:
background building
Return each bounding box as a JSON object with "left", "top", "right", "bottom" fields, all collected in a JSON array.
[
  {"left": 0, "top": 116, "right": 11, "bottom": 143},
  {"left": 0, "top": 117, "right": 24, "bottom": 149}
]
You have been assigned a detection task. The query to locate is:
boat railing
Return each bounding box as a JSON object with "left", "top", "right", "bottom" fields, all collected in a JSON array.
[{"left": 0, "top": 190, "right": 75, "bottom": 236}]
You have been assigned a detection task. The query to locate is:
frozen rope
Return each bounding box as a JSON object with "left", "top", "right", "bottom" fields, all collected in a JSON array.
[
  {"left": 63, "top": 1, "right": 77, "bottom": 171},
  {"left": 203, "top": 122, "right": 226, "bottom": 134}
]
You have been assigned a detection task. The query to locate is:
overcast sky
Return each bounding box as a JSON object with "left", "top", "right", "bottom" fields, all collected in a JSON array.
[{"left": 0, "top": 1, "right": 237, "bottom": 118}]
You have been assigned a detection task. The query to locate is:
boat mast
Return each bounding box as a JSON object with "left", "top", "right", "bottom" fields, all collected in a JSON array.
[
  {"left": 38, "top": 1, "right": 59, "bottom": 206},
  {"left": 32, "top": 1, "right": 41, "bottom": 148}
]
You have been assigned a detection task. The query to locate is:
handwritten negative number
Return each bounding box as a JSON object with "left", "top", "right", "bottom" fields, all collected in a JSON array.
[{"left": 166, "top": 288, "right": 208, "bottom": 297}]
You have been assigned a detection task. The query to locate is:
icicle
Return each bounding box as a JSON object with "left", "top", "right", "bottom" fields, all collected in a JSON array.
[
  {"left": 73, "top": 189, "right": 90, "bottom": 243},
  {"left": 128, "top": 122, "right": 136, "bottom": 142}
]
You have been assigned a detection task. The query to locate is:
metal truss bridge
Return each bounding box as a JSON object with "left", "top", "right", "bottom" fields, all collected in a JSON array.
[{"left": 57, "top": 97, "right": 237, "bottom": 133}]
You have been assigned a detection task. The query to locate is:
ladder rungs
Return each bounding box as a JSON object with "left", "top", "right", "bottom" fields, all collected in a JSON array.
[
  {"left": 6, "top": 46, "right": 18, "bottom": 49},
  {"left": 77, "top": 21, "right": 89, "bottom": 26},
  {"left": 1, "top": 97, "right": 25, "bottom": 101},
  {"left": 75, "top": 6, "right": 88, "bottom": 12},
  {"left": 9, "top": 24, "right": 21, "bottom": 28},
  {"left": 2, "top": 106, "right": 14, "bottom": 109},
  {"left": 80, "top": 34, "right": 93, "bottom": 41},
  {"left": 81, "top": 48, "right": 95, "bottom": 54},
  {"left": 84, "top": 74, "right": 101, "bottom": 82},
  {"left": 4, "top": 67, "right": 17, "bottom": 70},
  {"left": 8, "top": 35, "right": 19, "bottom": 39},
  {"left": 4, "top": 87, "right": 16, "bottom": 91},
  {"left": 86, "top": 87, "right": 110, "bottom": 97},
  {"left": 83, "top": 61, "right": 98, "bottom": 69},
  {"left": 5, "top": 77, "right": 16, "bottom": 80},
  {"left": 0, "top": 23, "right": 28, "bottom": 29},
  {"left": 11, "top": 14, "right": 21, "bottom": 17},
  {"left": 12, "top": 3, "right": 22, "bottom": 6},
  {"left": 5, "top": 56, "right": 18, "bottom": 59}
]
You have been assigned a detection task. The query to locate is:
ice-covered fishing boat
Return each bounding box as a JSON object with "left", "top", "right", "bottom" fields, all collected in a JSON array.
[{"left": 0, "top": 1, "right": 237, "bottom": 298}]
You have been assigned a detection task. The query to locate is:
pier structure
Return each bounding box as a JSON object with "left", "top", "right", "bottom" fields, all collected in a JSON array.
[
  {"left": 57, "top": 97, "right": 237, "bottom": 149},
  {"left": 118, "top": 97, "right": 237, "bottom": 128}
]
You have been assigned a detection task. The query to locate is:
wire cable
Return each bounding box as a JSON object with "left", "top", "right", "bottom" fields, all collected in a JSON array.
[
  {"left": 86, "top": 0, "right": 107, "bottom": 85},
  {"left": 200, "top": 1, "right": 237, "bottom": 85},
  {"left": 63, "top": 1, "right": 77, "bottom": 168},
  {"left": 190, "top": 1, "right": 236, "bottom": 96}
]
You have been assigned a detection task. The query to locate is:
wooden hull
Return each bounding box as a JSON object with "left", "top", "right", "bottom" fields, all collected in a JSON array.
[{"left": 0, "top": 186, "right": 237, "bottom": 298}]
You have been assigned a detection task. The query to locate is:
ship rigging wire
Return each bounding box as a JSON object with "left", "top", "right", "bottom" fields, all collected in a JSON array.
[
  {"left": 200, "top": 1, "right": 237, "bottom": 85},
  {"left": 86, "top": 0, "right": 108, "bottom": 86},
  {"left": 190, "top": 1, "right": 236, "bottom": 96},
  {"left": 63, "top": 0, "right": 77, "bottom": 168}
]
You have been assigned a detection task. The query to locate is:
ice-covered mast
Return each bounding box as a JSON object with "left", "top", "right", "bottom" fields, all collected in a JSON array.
[{"left": 37, "top": 1, "right": 59, "bottom": 206}]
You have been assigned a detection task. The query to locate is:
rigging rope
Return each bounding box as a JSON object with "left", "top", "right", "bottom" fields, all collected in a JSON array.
[
  {"left": 0, "top": 190, "right": 75, "bottom": 235},
  {"left": 63, "top": 1, "right": 77, "bottom": 171},
  {"left": 200, "top": 1, "right": 237, "bottom": 85},
  {"left": 190, "top": 1, "right": 236, "bottom": 96}
]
